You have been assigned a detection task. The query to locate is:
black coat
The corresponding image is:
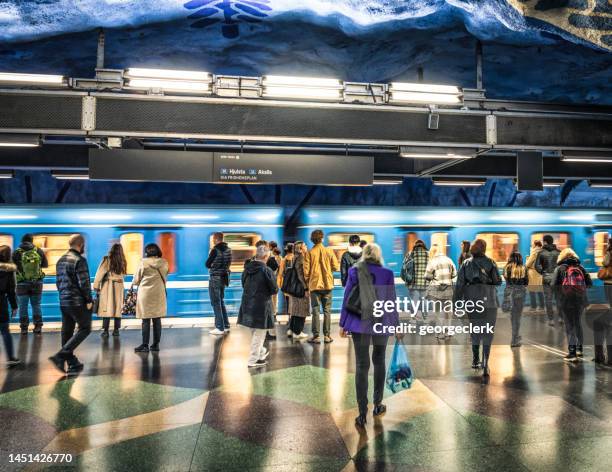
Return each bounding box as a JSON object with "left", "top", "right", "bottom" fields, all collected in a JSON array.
[
  {"left": 552, "top": 256, "right": 592, "bottom": 309},
  {"left": 0, "top": 263, "right": 18, "bottom": 323},
  {"left": 340, "top": 249, "right": 362, "bottom": 287},
  {"left": 454, "top": 254, "right": 501, "bottom": 309},
  {"left": 237, "top": 260, "right": 278, "bottom": 330},
  {"left": 205, "top": 242, "right": 232, "bottom": 277},
  {"left": 56, "top": 249, "right": 93, "bottom": 307},
  {"left": 535, "top": 243, "right": 560, "bottom": 284}
]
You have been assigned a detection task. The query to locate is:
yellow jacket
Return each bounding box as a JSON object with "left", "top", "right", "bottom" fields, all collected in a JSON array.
[{"left": 303, "top": 244, "right": 339, "bottom": 291}]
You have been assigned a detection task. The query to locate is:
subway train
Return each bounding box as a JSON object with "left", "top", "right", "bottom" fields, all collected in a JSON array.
[{"left": 0, "top": 205, "right": 610, "bottom": 321}]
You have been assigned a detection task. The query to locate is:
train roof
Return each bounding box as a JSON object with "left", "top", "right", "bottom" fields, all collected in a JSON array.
[
  {"left": 0, "top": 205, "right": 284, "bottom": 227},
  {"left": 297, "top": 207, "right": 612, "bottom": 227}
]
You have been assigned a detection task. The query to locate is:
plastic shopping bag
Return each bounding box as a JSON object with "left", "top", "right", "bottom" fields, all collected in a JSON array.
[{"left": 386, "top": 340, "right": 414, "bottom": 393}]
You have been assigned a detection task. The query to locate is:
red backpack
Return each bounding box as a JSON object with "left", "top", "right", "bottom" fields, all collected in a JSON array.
[{"left": 561, "top": 265, "right": 586, "bottom": 296}]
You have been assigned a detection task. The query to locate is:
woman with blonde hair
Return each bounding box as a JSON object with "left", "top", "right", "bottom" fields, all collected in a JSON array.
[
  {"left": 525, "top": 240, "right": 544, "bottom": 312},
  {"left": 551, "top": 247, "right": 592, "bottom": 362},
  {"left": 504, "top": 251, "right": 529, "bottom": 347},
  {"left": 340, "top": 243, "right": 400, "bottom": 427},
  {"left": 94, "top": 243, "right": 127, "bottom": 338}
]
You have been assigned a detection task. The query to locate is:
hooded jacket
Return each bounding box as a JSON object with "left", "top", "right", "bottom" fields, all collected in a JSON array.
[
  {"left": 340, "top": 247, "right": 362, "bottom": 287},
  {"left": 12, "top": 241, "right": 48, "bottom": 286},
  {"left": 453, "top": 254, "right": 501, "bottom": 309},
  {"left": 56, "top": 249, "right": 92, "bottom": 307},
  {"left": 206, "top": 242, "right": 232, "bottom": 278},
  {"left": 237, "top": 259, "right": 278, "bottom": 329},
  {"left": 535, "top": 243, "right": 561, "bottom": 284},
  {"left": 551, "top": 256, "right": 592, "bottom": 308},
  {"left": 133, "top": 257, "right": 168, "bottom": 319},
  {"left": 0, "top": 262, "right": 17, "bottom": 323}
]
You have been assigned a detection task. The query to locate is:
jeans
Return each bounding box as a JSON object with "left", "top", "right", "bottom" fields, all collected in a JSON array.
[
  {"left": 511, "top": 296, "right": 524, "bottom": 343},
  {"left": 17, "top": 282, "right": 43, "bottom": 329},
  {"left": 409, "top": 288, "right": 427, "bottom": 319},
  {"left": 0, "top": 322, "right": 14, "bottom": 360},
  {"left": 543, "top": 283, "right": 558, "bottom": 321},
  {"left": 142, "top": 318, "right": 162, "bottom": 346},
  {"left": 289, "top": 316, "right": 305, "bottom": 335},
  {"left": 59, "top": 305, "right": 92, "bottom": 360},
  {"left": 560, "top": 301, "right": 584, "bottom": 355},
  {"left": 209, "top": 276, "right": 229, "bottom": 331},
  {"left": 310, "top": 290, "right": 332, "bottom": 337},
  {"left": 352, "top": 333, "right": 388, "bottom": 416},
  {"left": 529, "top": 291, "right": 545, "bottom": 310},
  {"left": 248, "top": 328, "right": 267, "bottom": 365},
  {"left": 102, "top": 317, "right": 121, "bottom": 332}
]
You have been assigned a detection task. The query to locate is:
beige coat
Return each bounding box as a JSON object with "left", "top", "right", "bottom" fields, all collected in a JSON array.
[
  {"left": 526, "top": 248, "right": 543, "bottom": 292},
  {"left": 93, "top": 257, "right": 125, "bottom": 318},
  {"left": 133, "top": 257, "right": 168, "bottom": 319},
  {"left": 303, "top": 244, "right": 340, "bottom": 291}
]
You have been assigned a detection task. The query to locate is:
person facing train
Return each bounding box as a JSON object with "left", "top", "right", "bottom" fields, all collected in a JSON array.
[
  {"left": 535, "top": 234, "right": 561, "bottom": 326},
  {"left": 206, "top": 232, "right": 232, "bottom": 336},
  {"left": 341, "top": 234, "right": 362, "bottom": 287},
  {"left": 93, "top": 243, "right": 127, "bottom": 338}
]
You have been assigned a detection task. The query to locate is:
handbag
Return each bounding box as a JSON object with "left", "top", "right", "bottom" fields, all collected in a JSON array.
[
  {"left": 345, "top": 284, "right": 361, "bottom": 316},
  {"left": 121, "top": 286, "right": 137, "bottom": 318},
  {"left": 281, "top": 262, "right": 305, "bottom": 298}
]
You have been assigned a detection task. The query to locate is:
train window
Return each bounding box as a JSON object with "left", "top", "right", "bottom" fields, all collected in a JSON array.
[
  {"left": 215, "top": 233, "right": 261, "bottom": 272},
  {"left": 594, "top": 232, "right": 610, "bottom": 266},
  {"left": 431, "top": 233, "right": 448, "bottom": 256},
  {"left": 406, "top": 232, "right": 418, "bottom": 254},
  {"left": 328, "top": 233, "right": 375, "bottom": 261},
  {"left": 120, "top": 233, "right": 144, "bottom": 275},
  {"left": 0, "top": 235, "right": 13, "bottom": 249},
  {"left": 531, "top": 232, "right": 571, "bottom": 251},
  {"left": 33, "top": 234, "right": 80, "bottom": 276},
  {"left": 158, "top": 232, "right": 177, "bottom": 274},
  {"left": 476, "top": 233, "right": 519, "bottom": 269}
]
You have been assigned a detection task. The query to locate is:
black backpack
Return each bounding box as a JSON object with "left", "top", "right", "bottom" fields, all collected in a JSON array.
[{"left": 281, "top": 261, "right": 305, "bottom": 298}]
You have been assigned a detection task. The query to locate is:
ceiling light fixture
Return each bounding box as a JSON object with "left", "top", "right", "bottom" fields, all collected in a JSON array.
[
  {"left": 432, "top": 177, "right": 486, "bottom": 187},
  {"left": 262, "top": 75, "right": 343, "bottom": 101},
  {"left": 0, "top": 134, "right": 40, "bottom": 148}
]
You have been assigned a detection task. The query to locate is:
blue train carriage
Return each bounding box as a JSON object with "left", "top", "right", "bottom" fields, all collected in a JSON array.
[
  {"left": 0, "top": 206, "right": 284, "bottom": 322},
  {"left": 295, "top": 207, "right": 612, "bottom": 311}
]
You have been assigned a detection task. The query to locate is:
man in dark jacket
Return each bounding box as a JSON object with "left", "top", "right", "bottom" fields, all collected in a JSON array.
[
  {"left": 238, "top": 245, "right": 278, "bottom": 368},
  {"left": 206, "top": 232, "right": 232, "bottom": 335},
  {"left": 49, "top": 234, "right": 92, "bottom": 375},
  {"left": 12, "top": 234, "right": 48, "bottom": 335},
  {"left": 535, "top": 234, "right": 562, "bottom": 325},
  {"left": 341, "top": 235, "right": 362, "bottom": 287}
]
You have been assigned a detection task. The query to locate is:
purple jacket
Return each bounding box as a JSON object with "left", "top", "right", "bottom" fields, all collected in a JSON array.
[{"left": 340, "top": 263, "right": 399, "bottom": 335}]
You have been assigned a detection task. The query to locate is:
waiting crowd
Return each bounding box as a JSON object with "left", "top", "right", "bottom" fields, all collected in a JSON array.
[{"left": 0, "top": 231, "right": 611, "bottom": 424}]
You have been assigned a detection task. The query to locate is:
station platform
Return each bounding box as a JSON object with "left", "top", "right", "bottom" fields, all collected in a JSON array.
[{"left": 0, "top": 311, "right": 611, "bottom": 472}]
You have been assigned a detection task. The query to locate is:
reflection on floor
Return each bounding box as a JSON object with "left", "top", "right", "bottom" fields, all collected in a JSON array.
[{"left": 0, "top": 311, "right": 611, "bottom": 471}]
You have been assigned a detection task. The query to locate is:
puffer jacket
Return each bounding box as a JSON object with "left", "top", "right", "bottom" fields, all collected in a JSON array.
[
  {"left": 340, "top": 247, "right": 362, "bottom": 287},
  {"left": 535, "top": 243, "right": 560, "bottom": 284},
  {"left": 303, "top": 244, "right": 340, "bottom": 291},
  {"left": 552, "top": 256, "right": 592, "bottom": 308},
  {"left": 206, "top": 242, "right": 232, "bottom": 277},
  {"left": 454, "top": 254, "right": 501, "bottom": 309},
  {"left": 56, "top": 249, "right": 92, "bottom": 307},
  {"left": 0, "top": 263, "right": 17, "bottom": 323},
  {"left": 237, "top": 260, "right": 278, "bottom": 329}
]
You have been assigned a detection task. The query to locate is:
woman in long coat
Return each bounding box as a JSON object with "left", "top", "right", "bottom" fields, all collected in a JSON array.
[
  {"left": 288, "top": 241, "right": 310, "bottom": 340},
  {"left": 525, "top": 240, "right": 544, "bottom": 311},
  {"left": 94, "top": 243, "right": 127, "bottom": 338},
  {"left": 133, "top": 243, "right": 168, "bottom": 353}
]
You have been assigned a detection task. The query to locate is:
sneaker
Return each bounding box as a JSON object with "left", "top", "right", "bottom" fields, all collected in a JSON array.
[
  {"left": 294, "top": 332, "right": 308, "bottom": 340},
  {"left": 286, "top": 329, "right": 293, "bottom": 337},
  {"left": 7, "top": 358, "right": 21, "bottom": 366},
  {"left": 323, "top": 336, "right": 333, "bottom": 344},
  {"left": 266, "top": 332, "right": 277, "bottom": 341},
  {"left": 548, "top": 321, "right": 555, "bottom": 327},
  {"left": 134, "top": 344, "right": 150, "bottom": 353},
  {"left": 259, "top": 348, "right": 270, "bottom": 361},
  {"left": 576, "top": 350, "right": 584, "bottom": 358},
  {"left": 66, "top": 365, "right": 82, "bottom": 376},
  {"left": 209, "top": 328, "right": 225, "bottom": 336},
  {"left": 48, "top": 355, "right": 66, "bottom": 373},
  {"left": 563, "top": 354, "right": 579, "bottom": 362},
  {"left": 224, "top": 327, "right": 230, "bottom": 333},
  {"left": 112, "top": 330, "right": 120, "bottom": 337},
  {"left": 68, "top": 360, "right": 84, "bottom": 371},
  {"left": 33, "top": 326, "right": 42, "bottom": 335},
  {"left": 150, "top": 344, "right": 160, "bottom": 352},
  {"left": 248, "top": 359, "right": 267, "bottom": 368},
  {"left": 308, "top": 336, "right": 321, "bottom": 344},
  {"left": 101, "top": 331, "right": 109, "bottom": 339},
  {"left": 20, "top": 328, "right": 28, "bottom": 336}
]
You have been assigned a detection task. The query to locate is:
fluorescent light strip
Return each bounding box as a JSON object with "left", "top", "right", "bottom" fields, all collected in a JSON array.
[
  {"left": 0, "top": 72, "right": 65, "bottom": 85},
  {"left": 126, "top": 68, "right": 212, "bottom": 81},
  {"left": 263, "top": 75, "right": 342, "bottom": 88},
  {"left": 390, "top": 83, "right": 460, "bottom": 94},
  {"left": 0, "top": 173, "right": 13, "bottom": 179},
  {"left": 390, "top": 91, "right": 462, "bottom": 104},
  {"left": 400, "top": 152, "right": 472, "bottom": 159},
  {"left": 0, "top": 142, "right": 39, "bottom": 148},
  {"left": 433, "top": 178, "right": 486, "bottom": 187},
  {"left": 589, "top": 182, "right": 612, "bottom": 188},
  {"left": 262, "top": 86, "right": 342, "bottom": 100},
  {"left": 563, "top": 158, "right": 612, "bottom": 163},
  {"left": 126, "top": 78, "right": 212, "bottom": 93},
  {"left": 52, "top": 172, "right": 89, "bottom": 180},
  {"left": 373, "top": 180, "right": 403, "bottom": 185}
]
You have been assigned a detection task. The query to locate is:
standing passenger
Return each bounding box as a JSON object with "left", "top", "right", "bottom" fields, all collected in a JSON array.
[
  {"left": 403, "top": 240, "right": 429, "bottom": 321},
  {"left": 49, "top": 235, "right": 93, "bottom": 375},
  {"left": 535, "top": 235, "right": 561, "bottom": 326},
  {"left": 0, "top": 246, "right": 20, "bottom": 365},
  {"left": 93, "top": 243, "right": 127, "bottom": 338},
  {"left": 303, "top": 230, "right": 339, "bottom": 344},
  {"left": 504, "top": 251, "right": 529, "bottom": 347},
  {"left": 238, "top": 245, "right": 278, "bottom": 368},
  {"left": 525, "top": 240, "right": 545, "bottom": 312},
  {"left": 458, "top": 240, "right": 471, "bottom": 267},
  {"left": 206, "top": 232, "right": 232, "bottom": 336},
  {"left": 341, "top": 235, "right": 362, "bottom": 287},
  {"left": 278, "top": 243, "right": 294, "bottom": 336},
  {"left": 424, "top": 244, "right": 456, "bottom": 339},
  {"left": 268, "top": 241, "right": 282, "bottom": 316},
  {"left": 551, "top": 248, "right": 592, "bottom": 362},
  {"left": 133, "top": 244, "right": 169, "bottom": 353},
  {"left": 454, "top": 239, "right": 501, "bottom": 378},
  {"left": 288, "top": 241, "right": 310, "bottom": 340},
  {"left": 594, "top": 238, "right": 612, "bottom": 364},
  {"left": 12, "top": 234, "right": 48, "bottom": 335},
  {"left": 602, "top": 238, "right": 612, "bottom": 307},
  {"left": 340, "top": 243, "right": 400, "bottom": 427}
]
